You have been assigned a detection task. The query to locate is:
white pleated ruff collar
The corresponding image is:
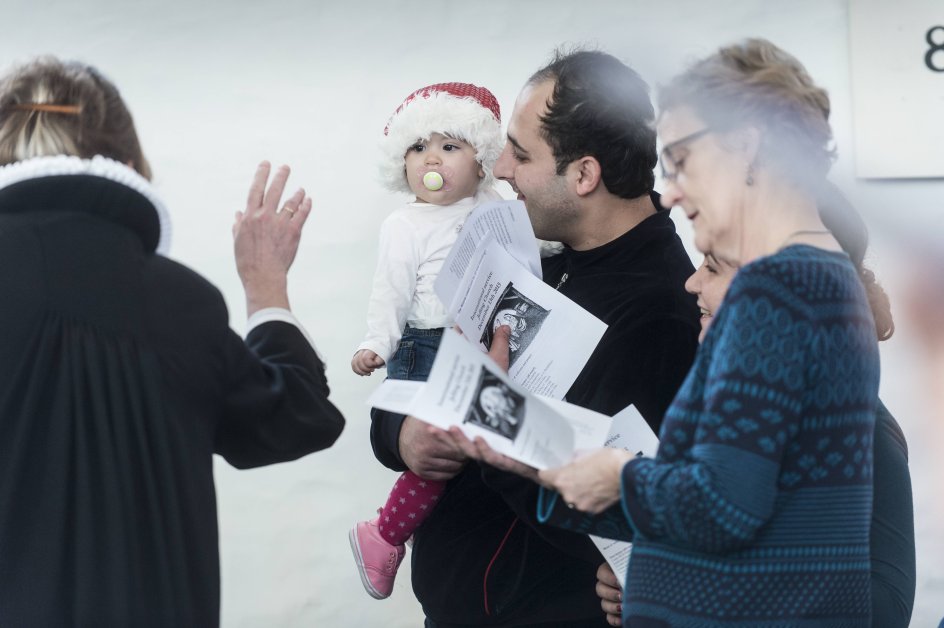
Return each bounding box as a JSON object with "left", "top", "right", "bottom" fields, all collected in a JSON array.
[{"left": 0, "top": 155, "right": 172, "bottom": 255}]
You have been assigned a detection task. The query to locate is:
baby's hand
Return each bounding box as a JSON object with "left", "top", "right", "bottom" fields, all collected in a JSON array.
[{"left": 352, "top": 349, "right": 385, "bottom": 376}]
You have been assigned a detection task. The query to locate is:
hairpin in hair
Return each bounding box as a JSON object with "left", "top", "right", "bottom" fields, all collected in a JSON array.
[{"left": 10, "top": 103, "right": 81, "bottom": 114}]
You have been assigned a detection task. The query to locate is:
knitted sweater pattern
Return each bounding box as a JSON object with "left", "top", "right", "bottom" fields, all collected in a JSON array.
[{"left": 621, "top": 246, "right": 880, "bottom": 627}]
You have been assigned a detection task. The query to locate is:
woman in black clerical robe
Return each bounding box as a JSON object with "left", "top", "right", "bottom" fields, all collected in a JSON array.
[{"left": 0, "top": 57, "right": 345, "bottom": 626}]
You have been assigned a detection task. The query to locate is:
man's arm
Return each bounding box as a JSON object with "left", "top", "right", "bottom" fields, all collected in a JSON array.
[{"left": 370, "top": 410, "right": 468, "bottom": 480}]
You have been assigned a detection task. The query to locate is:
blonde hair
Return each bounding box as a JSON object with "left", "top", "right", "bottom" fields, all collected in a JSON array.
[
  {"left": 0, "top": 57, "right": 151, "bottom": 179},
  {"left": 659, "top": 38, "right": 834, "bottom": 186}
]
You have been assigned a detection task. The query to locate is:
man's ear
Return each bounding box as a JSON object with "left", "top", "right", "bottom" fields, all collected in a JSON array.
[{"left": 572, "top": 156, "right": 603, "bottom": 197}]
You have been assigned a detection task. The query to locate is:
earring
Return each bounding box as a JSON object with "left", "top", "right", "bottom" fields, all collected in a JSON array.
[{"left": 745, "top": 164, "right": 755, "bottom": 186}]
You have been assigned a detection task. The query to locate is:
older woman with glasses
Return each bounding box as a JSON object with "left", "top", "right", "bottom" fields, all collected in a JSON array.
[
  {"left": 452, "top": 39, "right": 884, "bottom": 627},
  {"left": 596, "top": 205, "right": 915, "bottom": 626}
]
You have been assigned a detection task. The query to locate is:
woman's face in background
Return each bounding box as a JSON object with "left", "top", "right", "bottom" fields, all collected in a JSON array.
[{"left": 684, "top": 254, "right": 737, "bottom": 343}]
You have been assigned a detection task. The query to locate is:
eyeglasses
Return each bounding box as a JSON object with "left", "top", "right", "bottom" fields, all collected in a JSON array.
[{"left": 659, "top": 128, "right": 712, "bottom": 182}]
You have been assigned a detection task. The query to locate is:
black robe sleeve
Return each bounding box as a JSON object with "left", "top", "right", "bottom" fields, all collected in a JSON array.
[{"left": 215, "top": 321, "right": 345, "bottom": 468}]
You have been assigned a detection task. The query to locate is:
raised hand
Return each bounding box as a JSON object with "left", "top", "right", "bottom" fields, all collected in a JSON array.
[{"left": 233, "top": 161, "right": 312, "bottom": 315}]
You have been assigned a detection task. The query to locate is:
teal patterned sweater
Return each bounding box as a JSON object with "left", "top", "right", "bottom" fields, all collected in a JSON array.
[{"left": 540, "top": 245, "right": 880, "bottom": 627}]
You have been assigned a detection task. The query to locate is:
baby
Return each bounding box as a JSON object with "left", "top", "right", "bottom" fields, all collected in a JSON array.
[{"left": 350, "top": 82, "right": 504, "bottom": 599}]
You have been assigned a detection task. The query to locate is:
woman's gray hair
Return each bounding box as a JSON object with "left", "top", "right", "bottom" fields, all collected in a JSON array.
[{"left": 658, "top": 38, "right": 835, "bottom": 187}]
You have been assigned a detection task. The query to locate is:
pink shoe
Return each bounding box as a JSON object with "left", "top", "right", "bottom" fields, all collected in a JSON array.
[{"left": 349, "top": 516, "right": 405, "bottom": 599}]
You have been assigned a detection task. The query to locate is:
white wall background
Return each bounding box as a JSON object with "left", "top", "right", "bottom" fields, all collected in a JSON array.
[{"left": 4, "top": 1, "right": 942, "bottom": 626}]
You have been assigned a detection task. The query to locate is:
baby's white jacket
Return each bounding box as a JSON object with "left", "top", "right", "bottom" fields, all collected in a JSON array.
[{"left": 356, "top": 188, "right": 503, "bottom": 362}]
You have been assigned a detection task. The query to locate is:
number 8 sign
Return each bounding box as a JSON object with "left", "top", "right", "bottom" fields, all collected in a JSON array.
[
  {"left": 850, "top": 1, "right": 944, "bottom": 178},
  {"left": 926, "top": 26, "right": 944, "bottom": 73}
]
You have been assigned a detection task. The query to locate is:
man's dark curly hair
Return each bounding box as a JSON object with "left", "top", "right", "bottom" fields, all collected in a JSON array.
[{"left": 528, "top": 48, "right": 657, "bottom": 200}]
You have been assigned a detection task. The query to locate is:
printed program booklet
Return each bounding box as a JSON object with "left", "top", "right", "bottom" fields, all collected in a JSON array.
[
  {"left": 435, "top": 199, "right": 607, "bottom": 398},
  {"left": 368, "top": 329, "right": 613, "bottom": 470}
]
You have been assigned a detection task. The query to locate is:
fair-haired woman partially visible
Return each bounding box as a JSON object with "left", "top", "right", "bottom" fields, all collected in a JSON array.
[{"left": 0, "top": 57, "right": 344, "bottom": 626}]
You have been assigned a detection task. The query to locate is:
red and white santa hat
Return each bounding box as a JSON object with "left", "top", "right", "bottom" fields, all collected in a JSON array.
[{"left": 379, "top": 82, "right": 503, "bottom": 194}]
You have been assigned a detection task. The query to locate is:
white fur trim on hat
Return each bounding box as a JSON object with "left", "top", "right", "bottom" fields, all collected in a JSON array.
[{"left": 379, "top": 91, "right": 504, "bottom": 195}]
